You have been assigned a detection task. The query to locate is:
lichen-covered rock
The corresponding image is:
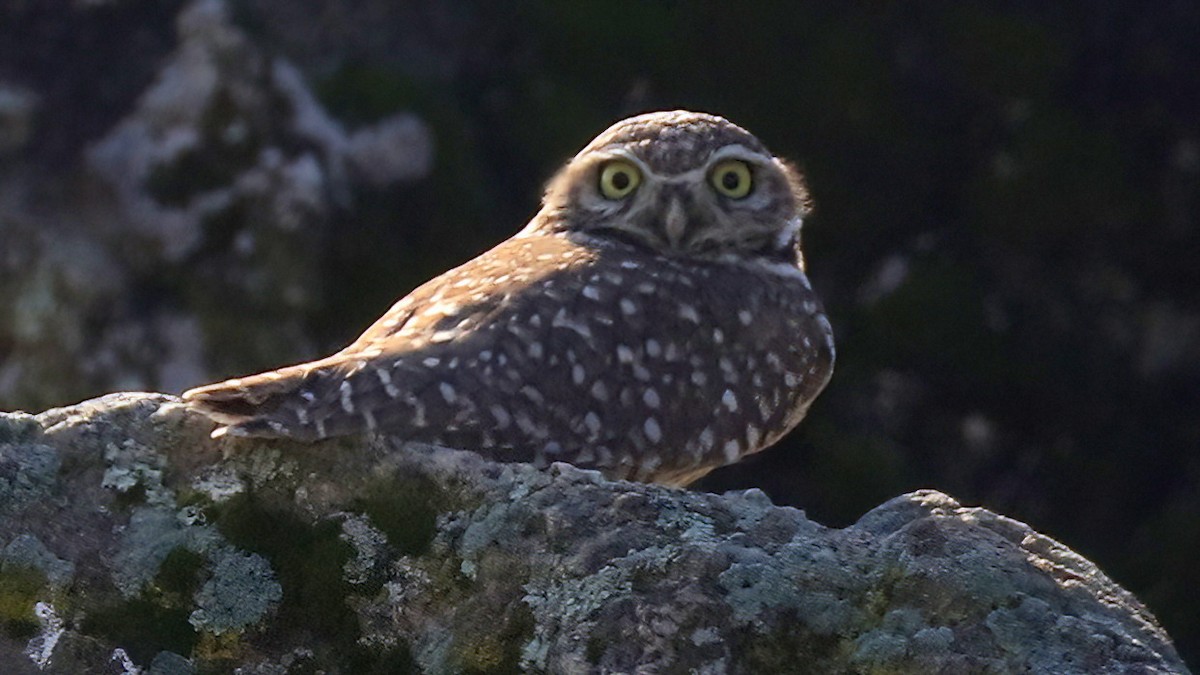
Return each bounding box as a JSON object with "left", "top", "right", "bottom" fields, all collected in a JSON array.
[{"left": 0, "top": 393, "right": 1187, "bottom": 673}]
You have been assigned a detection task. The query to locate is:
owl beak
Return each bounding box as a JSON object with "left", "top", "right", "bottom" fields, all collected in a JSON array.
[{"left": 663, "top": 197, "right": 687, "bottom": 246}]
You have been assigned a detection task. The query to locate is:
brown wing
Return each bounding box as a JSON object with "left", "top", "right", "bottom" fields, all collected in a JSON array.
[{"left": 182, "top": 232, "right": 595, "bottom": 440}]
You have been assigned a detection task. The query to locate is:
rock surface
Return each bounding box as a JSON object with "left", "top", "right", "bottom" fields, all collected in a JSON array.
[{"left": 0, "top": 393, "right": 1186, "bottom": 674}]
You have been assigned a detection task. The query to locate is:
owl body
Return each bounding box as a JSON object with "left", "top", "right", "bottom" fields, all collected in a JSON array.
[{"left": 185, "top": 111, "right": 834, "bottom": 485}]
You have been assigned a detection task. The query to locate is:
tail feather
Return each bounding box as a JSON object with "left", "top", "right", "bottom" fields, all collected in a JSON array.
[
  {"left": 182, "top": 352, "right": 429, "bottom": 441},
  {"left": 182, "top": 359, "right": 338, "bottom": 439}
]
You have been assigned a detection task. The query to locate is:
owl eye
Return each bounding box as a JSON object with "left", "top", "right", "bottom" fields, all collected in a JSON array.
[
  {"left": 599, "top": 160, "right": 642, "bottom": 199},
  {"left": 709, "top": 160, "right": 753, "bottom": 199}
]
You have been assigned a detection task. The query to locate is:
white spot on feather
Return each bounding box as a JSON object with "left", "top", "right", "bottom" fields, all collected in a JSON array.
[
  {"left": 584, "top": 411, "right": 602, "bottom": 435},
  {"left": 723, "top": 439, "right": 741, "bottom": 462},
  {"left": 551, "top": 308, "right": 593, "bottom": 338},
  {"left": 664, "top": 342, "right": 680, "bottom": 361},
  {"left": 759, "top": 397, "right": 773, "bottom": 421},
  {"left": 746, "top": 424, "right": 761, "bottom": 449},
  {"left": 490, "top": 405, "right": 512, "bottom": 429},
  {"left": 642, "top": 388, "right": 661, "bottom": 408},
  {"left": 645, "top": 339, "right": 662, "bottom": 358},
  {"left": 643, "top": 417, "right": 663, "bottom": 443},
  {"left": 528, "top": 342, "right": 544, "bottom": 359},
  {"left": 376, "top": 369, "right": 400, "bottom": 398},
  {"left": 722, "top": 389, "right": 738, "bottom": 412}
]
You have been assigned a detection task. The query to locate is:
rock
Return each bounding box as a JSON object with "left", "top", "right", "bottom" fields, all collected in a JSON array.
[{"left": 0, "top": 393, "right": 1187, "bottom": 673}]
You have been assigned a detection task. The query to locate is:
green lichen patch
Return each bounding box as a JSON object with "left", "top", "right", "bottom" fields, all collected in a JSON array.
[
  {"left": 862, "top": 566, "right": 906, "bottom": 624},
  {"left": 158, "top": 548, "right": 206, "bottom": 600},
  {"left": 0, "top": 563, "right": 47, "bottom": 640},
  {"left": 83, "top": 598, "right": 198, "bottom": 665},
  {"left": 882, "top": 571, "right": 984, "bottom": 626},
  {"left": 457, "top": 603, "right": 535, "bottom": 675},
  {"left": 176, "top": 488, "right": 215, "bottom": 510},
  {"left": 210, "top": 492, "right": 358, "bottom": 645},
  {"left": 208, "top": 492, "right": 423, "bottom": 670},
  {"left": 585, "top": 629, "right": 606, "bottom": 665},
  {"left": 445, "top": 554, "right": 535, "bottom": 675},
  {"left": 353, "top": 473, "right": 451, "bottom": 556},
  {"left": 192, "top": 631, "right": 244, "bottom": 672},
  {"left": 82, "top": 546, "right": 205, "bottom": 663},
  {"left": 344, "top": 644, "right": 418, "bottom": 675},
  {"left": 112, "top": 480, "right": 150, "bottom": 511},
  {"left": 267, "top": 642, "right": 416, "bottom": 675},
  {"left": 738, "top": 618, "right": 850, "bottom": 675}
]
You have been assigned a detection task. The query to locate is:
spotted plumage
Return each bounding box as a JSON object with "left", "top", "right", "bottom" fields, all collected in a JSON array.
[{"left": 183, "top": 110, "right": 835, "bottom": 486}]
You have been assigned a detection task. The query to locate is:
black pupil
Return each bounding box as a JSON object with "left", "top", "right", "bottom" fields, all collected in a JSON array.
[
  {"left": 611, "top": 170, "right": 631, "bottom": 191},
  {"left": 722, "top": 170, "right": 741, "bottom": 191}
]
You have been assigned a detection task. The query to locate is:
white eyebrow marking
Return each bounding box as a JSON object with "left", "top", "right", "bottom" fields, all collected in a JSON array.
[{"left": 583, "top": 144, "right": 773, "bottom": 183}]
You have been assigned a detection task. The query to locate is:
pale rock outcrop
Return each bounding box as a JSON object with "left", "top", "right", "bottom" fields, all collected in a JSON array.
[{"left": 0, "top": 393, "right": 1186, "bottom": 673}]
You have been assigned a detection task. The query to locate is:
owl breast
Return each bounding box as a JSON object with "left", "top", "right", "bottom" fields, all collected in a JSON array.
[{"left": 387, "top": 231, "right": 835, "bottom": 485}]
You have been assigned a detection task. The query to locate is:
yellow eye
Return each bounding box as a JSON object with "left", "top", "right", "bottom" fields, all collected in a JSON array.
[
  {"left": 599, "top": 160, "right": 642, "bottom": 199},
  {"left": 709, "top": 160, "right": 753, "bottom": 199}
]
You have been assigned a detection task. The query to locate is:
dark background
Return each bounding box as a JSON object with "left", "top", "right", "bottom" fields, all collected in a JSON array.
[{"left": 2, "top": 0, "right": 1197, "bottom": 666}]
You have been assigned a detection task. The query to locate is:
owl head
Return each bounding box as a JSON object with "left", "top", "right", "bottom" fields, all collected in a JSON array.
[{"left": 531, "top": 110, "right": 811, "bottom": 267}]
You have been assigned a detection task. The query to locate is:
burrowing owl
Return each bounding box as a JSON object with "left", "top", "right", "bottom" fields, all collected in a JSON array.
[{"left": 183, "top": 110, "right": 834, "bottom": 486}]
